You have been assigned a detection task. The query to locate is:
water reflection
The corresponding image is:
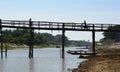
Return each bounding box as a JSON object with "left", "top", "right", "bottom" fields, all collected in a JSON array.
[
  {"left": 0, "top": 48, "right": 85, "bottom": 72},
  {"left": 0, "top": 59, "right": 4, "bottom": 72},
  {"left": 61, "top": 59, "right": 65, "bottom": 72},
  {"left": 29, "top": 59, "right": 35, "bottom": 72}
]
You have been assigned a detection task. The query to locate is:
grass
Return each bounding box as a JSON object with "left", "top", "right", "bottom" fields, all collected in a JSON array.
[{"left": 96, "top": 45, "right": 108, "bottom": 49}]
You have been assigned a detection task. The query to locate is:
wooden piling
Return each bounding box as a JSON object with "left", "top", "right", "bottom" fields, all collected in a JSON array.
[
  {"left": 62, "top": 23, "right": 65, "bottom": 59},
  {"left": 92, "top": 24, "right": 95, "bottom": 56},
  {"left": 5, "top": 43, "right": 7, "bottom": 57},
  {"left": 29, "top": 18, "right": 34, "bottom": 58},
  {"left": 0, "top": 19, "right": 3, "bottom": 58}
]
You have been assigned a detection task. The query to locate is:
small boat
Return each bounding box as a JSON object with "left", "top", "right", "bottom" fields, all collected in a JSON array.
[
  {"left": 66, "top": 50, "right": 86, "bottom": 55},
  {"left": 67, "top": 50, "right": 97, "bottom": 55}
]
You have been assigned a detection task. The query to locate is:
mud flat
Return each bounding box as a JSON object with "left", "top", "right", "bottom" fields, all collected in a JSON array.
[{"left": 73, "top": 48, "right": 120, "bottom": 72}]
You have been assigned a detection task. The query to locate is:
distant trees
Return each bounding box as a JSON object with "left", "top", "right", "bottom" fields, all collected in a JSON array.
[
  {"left": 2, "top": 29, "right": 70, "bottom": 46},
  {"left": 54, "top": 34, "right": 70, "bottom": 46},
  {"left": 1, "top": 29, "right": 89, "bottom": 47},
  {"left": 69, "top": 40, "right": 90, "bottom": 47},
  {"left": 3, "top": 29, "right": 30, "bottom": 44},
  {"left": 101, "top": 25, "right": 120, "bottom": 44}
]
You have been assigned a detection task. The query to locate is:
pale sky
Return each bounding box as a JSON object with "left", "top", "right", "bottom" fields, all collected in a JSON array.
[{"left": 1, "top": 0, "right": 120, "bottom": 41}]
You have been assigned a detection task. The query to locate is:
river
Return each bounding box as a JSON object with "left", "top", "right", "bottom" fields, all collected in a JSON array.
[{"left": 0, "top": 47, "right": 87, "bottom": 72}]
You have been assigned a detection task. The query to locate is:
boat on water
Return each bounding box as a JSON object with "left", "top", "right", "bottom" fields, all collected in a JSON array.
[
  {"left": 66, "top": 50, "right": 97, "bottom": 55},
  {"left": 76, "top": 46, "right": 90, "bottom": 49},
  {"left": 66, "top": 50, "right": 87, "bottom": 55}
]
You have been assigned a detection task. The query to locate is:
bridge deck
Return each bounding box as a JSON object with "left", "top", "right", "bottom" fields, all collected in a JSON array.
[{"left": 1, "top": 19, "right": 120, "bottom": 31}]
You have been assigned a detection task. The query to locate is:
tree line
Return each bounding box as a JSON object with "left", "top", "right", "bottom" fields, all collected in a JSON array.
[
  {"left": 100, "top": 25, "right": 120, "bottom": 44},
  {"left": 1, "top": 29, "right": 90, "bottom": 47}
]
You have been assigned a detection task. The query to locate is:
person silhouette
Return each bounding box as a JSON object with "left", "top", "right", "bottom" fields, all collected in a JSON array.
[{"left": 83, "top": 20, "right": 88, "bottom": 29}]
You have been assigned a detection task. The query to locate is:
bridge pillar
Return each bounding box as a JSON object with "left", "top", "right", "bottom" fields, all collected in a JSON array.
[
  {"left": 62, "top": 23, "right": 65, "bottom": 59},
  {"left": 5, "top": 42, "right": 8, "bottom": 58},
  {"left": 0, "top": 19, "right": 3, "bottom": 58},
  {"left": 29, "top": 19, "right": 34, "bottom": 58},
  {"left": 92, "top": 24, "right": 96, "bottom": 56}
]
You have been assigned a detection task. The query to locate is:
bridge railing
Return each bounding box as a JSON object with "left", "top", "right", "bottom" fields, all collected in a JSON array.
[
  {"left": 1, "top": 19, "right": 120, "bottom": 31},
  {"left": 1, "top": 20, "right": 29, "bottom": 27}
]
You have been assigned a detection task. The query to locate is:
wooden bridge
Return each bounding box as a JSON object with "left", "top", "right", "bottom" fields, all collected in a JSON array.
[{"left": 0, "top": 19, "right": 120, "bottom": 58}]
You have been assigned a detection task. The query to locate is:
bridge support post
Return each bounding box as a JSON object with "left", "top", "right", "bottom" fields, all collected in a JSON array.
[
  {"left": 62, "top": 23, "right": 65, "bottom": 59},
  {"left": 0, "top": 19, "right": 3, "bottom": 58},
  {"left": 29, "top": 19, "right": 34, "bottom": 58},
  {"left": 5, "top": 42, "right": 7, "bottom": 58},
  {"left": 92, "top": 24, "right": 96, "bottom": 56}
]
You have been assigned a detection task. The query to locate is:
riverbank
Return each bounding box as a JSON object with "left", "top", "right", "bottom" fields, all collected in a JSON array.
[
  {"left": 73, "top": 48, "right": 120, "bottom": 72},
  {"left": 0, "top": 43, "right": 57, "bottom": 50}
]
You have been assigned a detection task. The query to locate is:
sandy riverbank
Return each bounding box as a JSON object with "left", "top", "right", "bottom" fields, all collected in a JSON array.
[{"left": 73, "top": 48, "right": 120, "bottom": 72}]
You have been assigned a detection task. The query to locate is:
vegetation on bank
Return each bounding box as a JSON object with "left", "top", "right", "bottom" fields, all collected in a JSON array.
[
  {"left": 0, "top": 29, "right": 90, "bottom": 49},
  {"left": 100, "top": 25, "right": 120, "bottom": 45}
]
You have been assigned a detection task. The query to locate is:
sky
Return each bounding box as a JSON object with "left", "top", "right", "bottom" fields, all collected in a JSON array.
[{"left": 0, "top": 0, "right": 120, "bottom": 41}]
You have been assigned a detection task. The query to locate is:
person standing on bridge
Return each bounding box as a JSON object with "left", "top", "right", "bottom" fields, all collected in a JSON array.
[{"left": 83, "top": 20, "right": 88, "bottom": 29}]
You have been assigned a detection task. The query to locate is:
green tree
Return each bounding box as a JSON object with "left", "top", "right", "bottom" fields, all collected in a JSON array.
[
  {"left": 22, "top": 33, "right": 30, "bottom": 45},
  {"left": 101, "top": 25, "right": 120, "bottom": 43},
  {"left": 41, "top": 33, "right": 54, "bottom": 45},
  {"left": 54, "top": 34, "right": 69, "bottom": 46},
  {"left": 2, "top": 29, "right": 90, "bottom": 47}
]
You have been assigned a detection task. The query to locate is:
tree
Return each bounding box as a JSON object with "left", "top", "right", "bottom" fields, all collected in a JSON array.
[
  {"left": 101, "top": 25, "right": 120, "bottom": 43},
  {"left": 2, "top": 29, "right": 90, "bottom": 47},
  {"left": 54, "top": 34, "right": 69, "bottom": 46},
  {"left": 41, "top": 33, "right": 54, "bottom": 45}
]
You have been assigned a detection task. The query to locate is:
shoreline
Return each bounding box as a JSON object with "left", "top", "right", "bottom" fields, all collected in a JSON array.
[
  {"left": 73, "top": 48, "right": 120, "bottom": 72},
  {"left": 0, "top": 43, "right": 57, "bottom": 50}
]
